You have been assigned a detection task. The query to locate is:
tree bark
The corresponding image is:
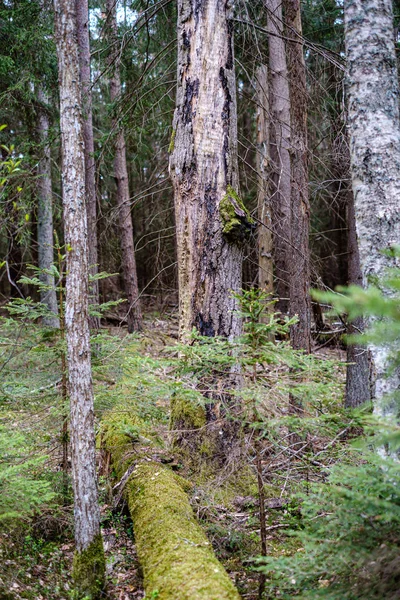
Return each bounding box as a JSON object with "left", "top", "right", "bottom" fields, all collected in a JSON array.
[
  {"left": 344, "top": 0, "right": 400, "bottom": 412},
  {"left": 76, "top": 0, "right": 100, "bottom": 329},
  {"left": 169, "top": 0, "right": 245, "bottom": 342},
  {"left": 284, "top": 0, "right": 311, "bottom": 353},
  {"left": 346, "top": 187, "right": 371, "bottom": 408},
  {"left": 256, "top": 64, "right": 274, "bottom": 298},
  {"left": 37, "top": 86, "right": 59, "bottom": 328},
  {"left": 266, "top": 0, "right": 291, "bottom": 315},
  {"left": 106, "top": 0, "right": 142, "bottom": 333},
  {"left": 53, "top": 0, "right": 105, "bottom": 595}
]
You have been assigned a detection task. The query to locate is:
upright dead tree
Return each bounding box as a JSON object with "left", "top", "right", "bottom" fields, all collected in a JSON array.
[
  {"left": 256, "top": 64, "right": 273, "bottom": 297},
  {"left": 37, "top": 86, "right": 59, "bottom": 328},
  {"left": 76, "top": 0, "right": 100, "bottom": 328},
  {"left": 266, "top": 0, "right": 291, "bottom": 314},
  {"left": 344, "top": 0, "right": 400, "bottom": 411},
  {"left": 106, "top": 0, "right": 142, "bottom": 332},
  {"left": 283, "top": 0, "right": 311, "bottom": 352},
  {"left": 53, "top": 0, "right": 105, "bottom": 595},
  {"left": 169, "top": 0, "right": 250, "bottom": 342}
]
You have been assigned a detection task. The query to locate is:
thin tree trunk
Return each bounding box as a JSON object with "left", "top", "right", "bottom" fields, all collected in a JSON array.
[
  {"left": 106, "top": 0, "right": 142, "bottom": 333},
  {"left": 37, "top": 86, "right": 59, "bottom": 328},
  {"left": 266, "top": 0, "right": 291, "bottom": 315},
  {"left": 169, "top": 0, "right": 246, "bottom": 342},
  {"left": 256, "top": 64, "right": 273, "bottom": 298},
  {"left": 346, "top": 187, "right": 371, "bottom": 407},
  {"left": 284, "top": 0, "right": 311, "bottom": 353},
  {"left": 53, "top": 0, "right": 105, "bottom": 595},
  {"left": 76, "top": 0, "right": 100, "bottom": 329},
  {"left": 344, "top": 0, "right": 400, "bottom": 413}
]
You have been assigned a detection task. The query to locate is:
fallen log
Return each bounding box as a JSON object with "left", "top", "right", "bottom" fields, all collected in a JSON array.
[{"left": 102, "top": 411, "right": 241, "bottom": 600}]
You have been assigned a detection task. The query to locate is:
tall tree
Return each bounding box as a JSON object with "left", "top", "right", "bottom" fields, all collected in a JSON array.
[
  {"left": 284, "top": 0, "right": 311, "bottom": 352},
  {"left": 53, "top": 0, "right": 105, "bottom": 595},
  {"left": 256, "top": 64, "right": 274, "bottom": 298},
  {"left": 266, "top": 0, "right": 291, "bottom": 314},
  {"left": 344, "top": 0, "right": 400, "bottom": 411},
  {"left": 37, "top": 86, "right": 59, "bottom": 328},
  {"left": 76, "top": 0, "right": 100, "bottom": 329},
  {"left": 169, "top": 0, "right": 249, "bottom": 341},
  {"left": 106, "top": 0, "right": 142, "bottom": 333}
]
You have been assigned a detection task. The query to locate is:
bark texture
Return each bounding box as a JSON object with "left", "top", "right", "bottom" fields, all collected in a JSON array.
[
  {"left": 107, "top": 0, "right": 142, "bottom": 333},
  {"left": 102, "top": 410, "right": 241, "bottom": 600},
  {"left": 76, "top": 0, "right": 100, "bottom": 328},
  {"left": 284, "top": 0, "right": 311, "bottom": 353},
  {"left": 256, "top": 64, "right": 273, "bottom": 297},
  {"left": 169, "top": 0, "right": 247, "bottom": 341},
  {"left": 266, "top": 0, "right": 291, "bottom": 314},
  {"left": 37, "top": 86, "right": 59, "bottom": 328},
  {"left": 53, "top": 0, "right": 105, "bottom": 595},
  {"left": 344, "top": 0, "right": 400, "bottom": 411}
]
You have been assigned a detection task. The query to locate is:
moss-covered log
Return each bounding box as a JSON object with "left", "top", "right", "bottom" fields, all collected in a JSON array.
[{"left": 102, "top": 411, "right": 241, "bottom": 600}]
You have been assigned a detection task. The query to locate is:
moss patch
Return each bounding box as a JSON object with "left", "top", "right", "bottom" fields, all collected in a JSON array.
[
  {"left": 170, "top": 394, "right": 206, "bottom": 431},
  {"left": 168, "top": 128, "right": 176, "bottom": 153},
  {"left": 219, "top": 186, "right": 255, "bottom": 243},
  {"left": 72, "top": 534, "right": 105, "bottom": 600}
]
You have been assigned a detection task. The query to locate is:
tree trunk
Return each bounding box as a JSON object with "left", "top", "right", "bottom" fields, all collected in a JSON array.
[
  {"left": 106, "top": 0, "right": 142, "bottom": 333},
  {"left": 37, "top": 86, "right": 59, "bottom": 328},
  {"left": 344, "top": 0, "right": 400, "bottom": 412},
  {"left": 284, "top": 0, "right": 311, "bottom": 353},
  {"left": 76, "top": 0, "right": 100, "bottom": 329},
  {"left": 346, "top": 187, "right": 371, "bottom": 408},
  {"left": 266, "top": 0, "right": 291, "bottom": 315},
  {"left": 53, "top": 0, "right": 105, "bottom": 596},
  {"left": 256, "top": 64, "right": 273, "bottom": 297},
  {"left": 169, "top": 0, "right": 246, "bottom": 342}
]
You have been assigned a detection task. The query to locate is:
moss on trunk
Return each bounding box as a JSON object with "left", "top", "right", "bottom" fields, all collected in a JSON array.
[
  {"left": 102, "top": 410, "right": 241, "bottom": 600},
  {"left": 72, "top": 534, "right": 105, "bottom": 600}
]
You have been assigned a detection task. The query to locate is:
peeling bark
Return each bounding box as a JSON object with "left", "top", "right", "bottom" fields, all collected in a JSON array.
[
  {"left": 169, "top": 0, "right": 244, "bottom": 341},
  {"left": 106, "top": 0, "right": 142, "bottom": 333},
  {"left": 266, "top": 0, "right": 291, "bottom": 314},
  {"left": 284, "top": 0, "right": 311, "bottom": 353},
  {"left": 76, "top": 0, "right": 100, "bottom": 328},
  {"left": 344, "top": 0, "right": 400, "bottom": 412},
  {"left": 53, "top": 0, "right": 105, "bottom": 595},
  {"left": 37, "top": 86, "right": 59, "bottom": 328}
]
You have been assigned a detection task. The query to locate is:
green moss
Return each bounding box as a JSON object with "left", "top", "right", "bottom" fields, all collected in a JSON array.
[
  {"left": 72, "top": 534, "right": 105, "bottom": 600},
  {"left": 168, "top": 128, "right": 176, "bottom": 153},
  {"left": 170, "top": 394, "right": 206, "bottom": 431},
  {"left": 100, "top": 409, "right": 147, "bottom": 474},
  {"left": 126, "top": 462, "right": 241, "bottom": 599},
  {"left": 219, "top": 185, "right": 255, "bottom": 242}
]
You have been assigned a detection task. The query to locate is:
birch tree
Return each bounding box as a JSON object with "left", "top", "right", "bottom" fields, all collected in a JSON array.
[
  {"left": 37, "top": 86, "right": 59, "bottom": 328},
  {"left": 344, "top": 0, "right": 400, "bottom": 409},
  {"left": 76, "top": 0, "right": 100, "bottom": 329},
  {"left": 169, "top": 0, "right": 251, "bottom": 341},
  {"left": 106, "top": 0, "right": 142, "bottom": 333},
  {"left": 53, "top": 0, "right": 105, "bottom": 595}
]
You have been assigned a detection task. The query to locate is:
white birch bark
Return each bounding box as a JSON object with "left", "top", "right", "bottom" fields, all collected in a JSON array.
[
  {"left": 37, "top": 86, "right": 59, "bottom": 328},
  {"left": 53, "top": 0, "right": 104, "bottom": 593},
  {"left": 344, "top": 0, "right": 400, "bottom": 412}
]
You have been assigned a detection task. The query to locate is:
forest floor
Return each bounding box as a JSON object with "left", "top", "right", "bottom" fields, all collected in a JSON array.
[{"left": 0, "top": 309, "right": 346, "bottom": 600}]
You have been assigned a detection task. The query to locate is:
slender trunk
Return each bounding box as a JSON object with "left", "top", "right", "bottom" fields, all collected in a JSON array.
[
  {"left": 256, "top": 64, "right": 273, "bottom": 298},
  {"left": 284, "top": 0, "right": 311, "bottom": 353},
  {"left": 53, "top": 0, "right": 105, "bottom": 595},
  {"left": 76, "top": 0, "right": 100, "bottom": 329},
  {"left": 266, "top": 0, "right": 291, "bottom": 314},
  {"left": 169, "top": 0, "right": 247, "bottom": 341},
  {"left": 106, "top": 0, "right": 142, "bottom": 333},
  {"left": 37, "top": 86, "right": 59, "bottom": 328},
  {"left": 344, "top": 0, "right": 400, "bottom": 412},
  {"left": 346, "top": 188, "right": 371, "bottom": 407}
]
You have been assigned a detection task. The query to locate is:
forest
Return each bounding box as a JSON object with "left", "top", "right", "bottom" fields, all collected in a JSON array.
[{"left": 1, "top": 0, "right": 400, "bottom": 598}]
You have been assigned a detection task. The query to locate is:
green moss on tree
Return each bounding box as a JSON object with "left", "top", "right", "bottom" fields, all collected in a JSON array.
[
  {"left": 72, "top": 534, "right": 105, "bottom": 600},
  {"left": 170, "top": 394, "right": 206, "bottom": 431},
  {"left": 219, "top": 185, "right": 255, "bottom": 242},
  {"left": 168, "top": 128, "right": 176, "bottom": 153}
]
